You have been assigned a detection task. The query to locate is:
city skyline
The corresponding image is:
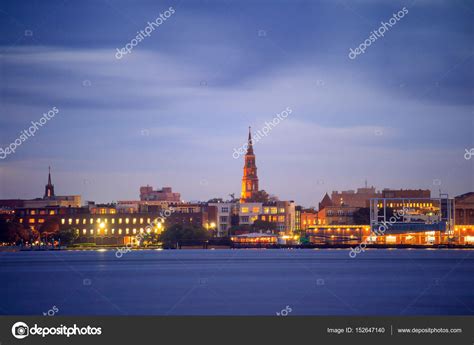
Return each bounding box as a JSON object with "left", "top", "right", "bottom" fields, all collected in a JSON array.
[{"left": 0, "top": 0, "right": 473, "bottom": 206}]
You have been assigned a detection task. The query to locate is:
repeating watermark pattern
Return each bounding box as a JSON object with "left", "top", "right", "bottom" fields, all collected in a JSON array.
[
  {"left": 316, "top": 278, "right": 325, "bottom": 286},
  {"left": 115, "top": 7, "right": 176, "bottom": 59},
  {"left": 232, "top": 107, "right": 292, "bottom": 159},
  {"left": 258, "top": 29, "right": 267, "bottom": 37},
  {"left": 24, "top": 30, "right": 33, "bottom": 36},
  {"left": 83, "top": 278, "right": 92, "bottom": 286},
  {"left": 464, "top": 148, "right": 474, "bottom": 160},
  {"left": 0, "top": 106, "right": 59, "bottom": 160},
  {"left": 348, "top": 7, "right": 408, "bottom": 60},
  {"left": 349, "top": 207, "right": 409, "bottom": 258},
  {"left": 276, "top": 305, "right": 292, "bottom": 316},
  {"left": 43, "top": 306, "right": 59, "bottom": 316},
  {"left": 374, "top": 129, "right": 384, "bottom": 136},
  {"left": 82, "top": 79, "right": 92, "bottom": 87},
  {"left": 115, "top": 206, "right": 175, "bottom": 258},
  {"left": 12, "top": 321, "right": 101, "bottom": 339},
  {"left": 433, "top": 179, "right": 442, "bottom": 186}
]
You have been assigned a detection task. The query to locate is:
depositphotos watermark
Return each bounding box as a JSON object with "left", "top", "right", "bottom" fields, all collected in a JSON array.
[
  {"left": 115, "top": 7, "right": 176, "bottom": 59},
  {"left": 232, "top": 107, "right": 292, "bottom": 159},
  {"left": 348, "top": 7, "right": 408, "bottom": 60},
  {"left": 11, "top": 321, "right": 101, "bottom": 339},
  {"left": 349, "top": 207, "right": 409, "bottom": 258},
  {"left": 0, "top": 106, "right": 59, "bottom": 160},
  {"left": 464, "top": 148, "right": 474, "bottom": 160}
]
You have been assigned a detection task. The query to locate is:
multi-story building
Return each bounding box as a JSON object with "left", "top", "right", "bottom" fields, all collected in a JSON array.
[
  {"left": 300, "top": 209, "right": 318, "bottom": 230},
  {"left": 331, "top": 186, "right": 381, "bottom": 208},
  {"left": 317, "top": 205, "right": 359, "bottom": 225},
  {"left": 140, "top": 185, "right": 181, "bottom": 202},
  {"left": 454, "top": 192, "right": 474, "bottom": 225},
  {"left": 382, "top": 189, "right": 431, "bottom": 199},
  {"left": 259, "top": 201, "right": 295, "bottom": 234},
  {"left": 209, "top": 202, "right": 234, "bottom": 236}
]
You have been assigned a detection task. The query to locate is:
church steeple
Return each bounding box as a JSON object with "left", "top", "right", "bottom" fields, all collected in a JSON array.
[
  {"left": 246, "top": 126, "right": 254, "bottom": 155},
  {"left": 44, "top": 166, "right": 55, "bottom": 199},
  {"left": 240, "top": 127, "right": 259, "bottom": 202}
]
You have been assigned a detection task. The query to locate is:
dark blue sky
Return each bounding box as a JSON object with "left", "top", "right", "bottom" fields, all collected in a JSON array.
[{"left": 0, "top": 0, "right": 473, "bottom": 206}]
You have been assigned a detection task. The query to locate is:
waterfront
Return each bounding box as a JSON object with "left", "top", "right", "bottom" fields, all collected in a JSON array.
[{"left": 1, "top": 249, "right": 473, "bottom": 316}]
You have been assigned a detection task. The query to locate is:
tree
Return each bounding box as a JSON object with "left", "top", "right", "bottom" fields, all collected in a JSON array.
[
  {"left": 39, "top": 219, "right": 59, "bottom": 237},
  {"left": 252, "top": 220, "right": 275, "bottom": 232},
  {"left": 247, "top": 190, "right": 270, "bottom": 203},
  {"left": 0, "top": 219, "right": 30, "bottom": 244},
  {"left": 353, "top": 208, "right": 370, "bottom": 225},
  {"left": 59, "top": 228, "right": 79, "bottom": 246},
  {"left": 159, "top": 224, "right": 210, "bottom": 248}
]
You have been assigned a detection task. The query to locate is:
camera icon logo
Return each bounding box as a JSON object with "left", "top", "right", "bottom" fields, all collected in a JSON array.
[{"left": 12, "top": 321, "right": 29, "bottom": 339}]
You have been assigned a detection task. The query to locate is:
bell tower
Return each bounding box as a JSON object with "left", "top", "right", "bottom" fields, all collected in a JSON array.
[{"left": 240, "top": 127, "right": 259, "bottom": 202}]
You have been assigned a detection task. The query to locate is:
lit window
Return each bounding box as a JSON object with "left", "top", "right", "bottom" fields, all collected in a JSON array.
[
  {"left": 252, "top": 207, "right": 260, "bottom": 213},
  {"left": 278, "top": 216, "right": 285, "bottom": 222},
  {"left": 83, "top": 219, "right": 86, "bottom": 224},
  {"left": 90, "top": 229, "right": 94, "bottom": 235},
  {"left": 118, "top": 229, "right": 122, "bottom": 235},
  {"left": 140, "top": 228, "right": 144, "bottom": 234},
  {"left": 104, "top": 219, "right": 108, "bottom": 224},
  {"left": 262, "top": 216, "right": 266, "bottom": 221},
  {"left": 61, "top": 219, "right": 65, "bottom": 224},
  {"left": 133, "top": 218, "right": 137, "bottom": 224},
  {"left": 264, "top": 208, "right": 270, "bottom": 214},
  {"left": 147, "top": 218, "right": 151, "bottom": 223},
  {"left": 38, "top": 219, "right": 45, "bottom": 223},
  {"left": 279, "top": 208, "right": 285, "bottom": 213},
  {"left": 241, "top": 207, "right": 249, "bottom": 213},
  {"left": 90, "top": 218, "right": 93, "bottom": 224},
  {"left": 31, "top": 210, "right": 36, "bottom": 215},
  {"left": 97, "top": 218, "right": 101, "bottom": 223},
  {"left": 271, "top": 208, "right": 277, "bottom": 214},
  {"left": 119, "top": 218, "right": 123, "bottom": 224},
  {"left": 76, "top": 219, "right": 79, "bottom": 224},
  {"left": 49, "top": 210, "right": 56, "bottom": 215},
  {"left": 83, "top": 229, "right": 86, "bottom": 235},
  {"left": 29, "top": 218, "right": 35, "bottom": 223},
  {"left": 140, "top": 218, "right": 144, "bottom": 224},
  {"left": 111, "top": 219, "right": 115, "bottom": 224},
  {"left": 68, "top": 219, "right": 72, "bottom": 225},
  {"left": 126, "top": 218, "right": 130, "bottom": 224},
  {"left": 126, "top": 228, "right": 129, "bottom": 234},
  {"left": 133, "top": 229, "right": 137, "bottom": 234},
  {"left": 104, "top": 229, "right": 108, "bottom": 235},
  {"left": 111, "top": 229, "right": 115, "bottom": 234}
]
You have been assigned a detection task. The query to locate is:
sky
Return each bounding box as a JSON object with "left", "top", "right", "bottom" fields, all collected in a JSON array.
[{"left": 0, "top": 0, "right": 473, "bottom": 207}]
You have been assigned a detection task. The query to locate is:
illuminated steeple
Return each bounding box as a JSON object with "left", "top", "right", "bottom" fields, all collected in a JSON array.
[{"left": 240, "top": 127, "right": 259, "bottom": 202}]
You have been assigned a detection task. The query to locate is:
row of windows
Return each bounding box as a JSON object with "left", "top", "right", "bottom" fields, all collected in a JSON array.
[
  {"left": 26, "top": 210, "right": 56, "bottom": 216},
  {"left": 77, "top": 228, "right": 160, "bottom": 236},
  {"left": 61, "top": 217, "right": 153, "bottom": 225},
  {"left": 377, "top": 203, "right": 434, "bottom": 208},
  {"left": 240, "top": 207, "right": 261, "bottom": 214},
  {"left": 260, "top": 215, "right": 285, "bottom": 222}
]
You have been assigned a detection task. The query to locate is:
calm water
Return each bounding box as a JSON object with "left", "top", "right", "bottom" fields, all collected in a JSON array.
[{"left": 1, "top": 249, "right": 473, "bottom": 315}]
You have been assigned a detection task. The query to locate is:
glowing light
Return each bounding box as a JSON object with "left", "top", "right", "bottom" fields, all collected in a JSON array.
[{"left": 99, "top": 222, "right": 105, "bottom": 229}]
